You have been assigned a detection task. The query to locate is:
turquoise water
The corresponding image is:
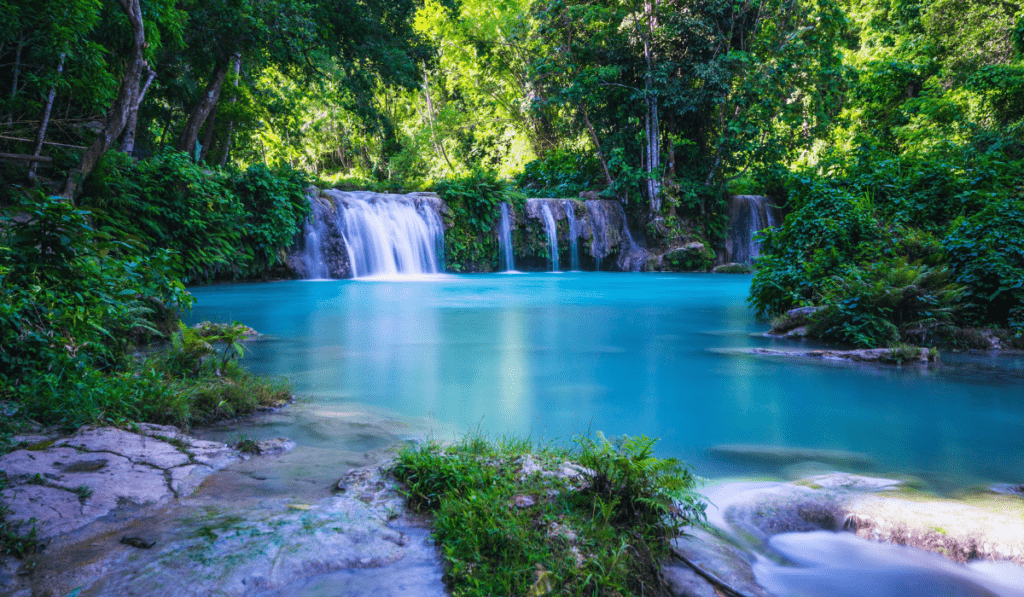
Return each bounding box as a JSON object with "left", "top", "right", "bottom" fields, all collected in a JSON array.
[{"left": 188, "top": 273, "right": 1024, "bottom": 489}]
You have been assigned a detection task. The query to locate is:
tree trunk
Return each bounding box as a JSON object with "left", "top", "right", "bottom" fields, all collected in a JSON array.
[
  {"left": 120, "top": 67, "right": 156, "bottom": 155},
  {"left": 176, "top": 59, "right": 231, "bottom": 157},
  {"left": 643, "top": 0, "right": 661, "bottom": 212},
  {"left": 62, "top": 0, "right": 146, "bottom": 199},
  {"left": 423, "top": 68, "right": 455, "bottom": 174},
  {"left": 580, "top": 105, "right": 614, "bottom": 189},
  {"left": 27, "top": 52, "right": 66, "bottom": 184},
  {"left": 10, "top": 36, "right": 23, "bottom": 100},
  {"left": 218, "top": 54, "right": 241, "bottom": 167},
  {"left": 199, "top": 102, "right": 219, "bottom": 163}
]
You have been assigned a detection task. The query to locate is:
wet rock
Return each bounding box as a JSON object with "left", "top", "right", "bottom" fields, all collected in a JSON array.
[
  {"left": 713, "top": 262, "right": 753, "bottom": 274},
  {"left": 666, "top": 526, "right": 778, "bottom": 597},
  {"left": 768, "top": 306, "right": 822, "bottom": 334},
  {"left": 0, "top": 426, "right": 239, "bottom": 541},
  {"left": 749, "top": 347, "right": 937, "bottom": 364},
  {"left": 845, "top": 494, "right": 1024, "bottom": 565},
  {"left": 712, "top": 475, "right": 1024, "bottom": 567},
  {"left": 710, "top": 444, "right": 875, "bottom": 469},
  {"left": 254, "top": 437, "right": 298, "bottom": 456},
  {"left": 10, "top": 465, "right": 437, "bottom": 597}
]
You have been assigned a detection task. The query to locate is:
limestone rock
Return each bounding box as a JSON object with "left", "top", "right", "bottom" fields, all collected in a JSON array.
[
  {"left": 749, "top": 347, "right": 937, "bottom": 364},
  {"left": 254, "top": 437, "right": 298, "bottom": 456},
  {"left": 0, "top": 426, "right": 239, "bottom": 541}
]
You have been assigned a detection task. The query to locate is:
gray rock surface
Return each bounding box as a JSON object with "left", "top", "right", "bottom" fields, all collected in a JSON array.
[
  {"left": 3, "top": 465, "right": 441, "bottom": 597},
  {"left": 0, "top": 426, "right": 240, "bottom": 541},
  {"left": 750, "top": 347, "right": 936, "bottom": 364},
  {"left": 713, "top": 474, "right": 1024, "bottom": 566}
]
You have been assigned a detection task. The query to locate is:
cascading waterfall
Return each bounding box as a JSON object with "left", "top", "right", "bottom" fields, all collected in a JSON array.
[
  {"left": 540, "top": 203, "right": 560, "bottom": 272},
  {"left": 498, "top": 202, "right": 516, "bottom": 272},
  {"left": 563, "top": 200, "right": 579, "bottom": 271},
  {"left": 300, "top": 200, "right": 330, "bottom": 279},
  {"left": 585, "top": 199, "right": 647, "bottom": 272},
  {"left": 727, "top": 195, "right": 778, "bottom": 264},
  {"left": 295, "top": 190, "right": 445, "bottom": 278}
]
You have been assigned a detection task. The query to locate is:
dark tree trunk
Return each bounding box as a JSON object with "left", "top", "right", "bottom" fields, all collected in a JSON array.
[
  {"left": 9, "top": 36, "right": 23, "bottom": 101},
  {"left": 62, "top": 0, "right": 146, "bottom": 199},
  {"left": 218, "top": 54, "right": 242, "bottom": 167},
  {"left": 199, "top": 102, "right": 219, "bottom": 163},
  {"left": 27, "top": 52, "right": 65, "bottom": 183},
  {"left": 176, "top": 60, "right": 231, "bottom": 158},
  {"left": 120, "top": 67, "right": 157, "bottom": 155}
]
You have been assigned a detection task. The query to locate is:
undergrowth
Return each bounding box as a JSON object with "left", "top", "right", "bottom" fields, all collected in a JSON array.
[{"left": 391, "top": 432, "right": 706, "bottom": 597}]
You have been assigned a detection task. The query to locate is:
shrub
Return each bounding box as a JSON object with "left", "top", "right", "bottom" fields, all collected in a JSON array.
[
  {"left": 944, "top": 196, "right": 1024, "bottom": 338},
  {"left": 807, "top": 260, "right": 964, "bottom": 347},
  {"left": 82, "top": 151, "right": 309, "bottom": 283},
  {"left": 0, "top": 192, "right": 289, "bottom": 430},
  {"left": 436, "top": 170, "right": 524, "bottom": 272},
  {"left": 391, "top": 432, "right": 704, "bottom": 597}
]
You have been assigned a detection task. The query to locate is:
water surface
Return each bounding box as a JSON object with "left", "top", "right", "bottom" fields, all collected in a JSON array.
[{"left": 189, "top": 273, "right": 1024, "bottom": 490}]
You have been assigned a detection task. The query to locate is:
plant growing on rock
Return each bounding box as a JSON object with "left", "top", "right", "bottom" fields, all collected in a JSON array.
[{"left": 391, "top": 432, "right": 705, "bottom": 597}]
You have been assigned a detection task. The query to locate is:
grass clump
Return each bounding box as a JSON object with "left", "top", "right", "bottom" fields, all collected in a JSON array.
[{"left": 391, "top": 432, "right": 705, "bottom": 597}]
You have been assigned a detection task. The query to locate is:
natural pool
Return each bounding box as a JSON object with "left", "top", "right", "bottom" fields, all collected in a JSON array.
[{"left": 189, "top": 273, "right": 1024, "bottom": 491}]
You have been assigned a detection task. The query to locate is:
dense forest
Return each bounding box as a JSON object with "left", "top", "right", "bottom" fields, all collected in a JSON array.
[{"left": 1, "top": 0, "right": 1023, "bottom": 428}]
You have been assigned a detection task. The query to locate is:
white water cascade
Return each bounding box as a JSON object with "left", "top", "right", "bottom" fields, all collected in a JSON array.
[
  {"left": 295, "top": 191, "right": 445, "bottom": 278},
  {"left": 540, "top": 202, "right": 560, "bottom": 272},
  {"left": 563, "top": 200, "right": 579, "bottom": 271},
  {"left": 497, "top": 202, "right": 516, "bottom": 272},
  {"left": 727, "top": 195, "right": 778, "bottom": 264}
]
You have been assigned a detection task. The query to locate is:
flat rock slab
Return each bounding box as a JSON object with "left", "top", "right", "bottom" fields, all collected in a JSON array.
[
  {"left": 749, "top": 347, "right": 936, "bottom": 364},
  {"left": 0, "top": 425, "right": 240, "bottom": 541},
  {"left": 4, "top": 466, "right": 444, "bottom": 597},
  {"left": 717, "top": 474, "right": 1024, "bottom": 566}
]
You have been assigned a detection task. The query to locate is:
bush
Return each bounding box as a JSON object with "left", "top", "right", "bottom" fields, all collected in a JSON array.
[
  {"left": 0, "top": 192, "right": 289, "bottom": 430},
  {"left": 392, "top": 432, "right": 705, "bottom": 597},
  {"left": 436, "top": 170, "right": 524, "bottom": 272},
  {"left": 82, "top": 151, "right": 309, "bottom": 283},
  {"left": 944, "top": 196, "right": 1024, "bottom": 338},
  {"left": 807, "top": 260, "right": 964, "bottom": 347},
  {"left": 516, "top": 149, "right": 603, "bottom": 198}
]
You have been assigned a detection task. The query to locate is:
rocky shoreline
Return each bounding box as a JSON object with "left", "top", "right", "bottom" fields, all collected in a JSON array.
[{"left": 3, "top": 426, "right": 1023, "bottom": 596}]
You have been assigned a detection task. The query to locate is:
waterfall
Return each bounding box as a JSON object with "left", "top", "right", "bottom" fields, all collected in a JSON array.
[
  {"left": 300, "top": 199, "right": 330, "bottom": 279},
  {"left": 563, "top": 200, "right": 579, "bottom": 271},
  {"left": 293, "top": 190, "right": 445, "bottom": 278},
  {"left": 727, "top": 195, "right": 778, "bottom": 264},
  {"left": 498, "top": 202, "right": 516, "bottom": 272},
  {"left": 585, "top": 199, "right": 647, "bottom": 272},
  {"left": 540, "top": 203, "right": 560, "bottom": 272}
]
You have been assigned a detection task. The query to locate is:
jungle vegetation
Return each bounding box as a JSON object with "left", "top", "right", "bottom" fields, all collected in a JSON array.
[{"left": 1, "top": 0, "right": 1023, "bottom": 436}]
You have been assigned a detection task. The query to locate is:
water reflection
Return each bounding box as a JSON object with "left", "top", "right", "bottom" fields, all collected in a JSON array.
[{"left": 189, "top": 274, "right": 1024, "bottom": 490}]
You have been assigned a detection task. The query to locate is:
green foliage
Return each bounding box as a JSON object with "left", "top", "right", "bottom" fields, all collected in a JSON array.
[
  {"left": 436, "top": 170, "right": 524, "bottom": 272},
  {"left": 392, "top": 432, "right": 705, "bottom": 597},
  {"left": 807, "top": 260, "right": 964, "bottom": 347},
  {"left": 516, "top": 149, "right": 603, "bottom": 198},
  {"left": 82, "top": 151, "right": 309, "bottom": 283},
  {"left": 0, "top": 192, "right": 289, "bottom": 430},
  {"left": 944, "top": 196, "right": 1024, "bottom": 337}
]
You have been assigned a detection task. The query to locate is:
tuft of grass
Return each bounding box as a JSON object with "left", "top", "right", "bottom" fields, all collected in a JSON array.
[
  {"left": 234, "top": 436, "right": 261, "bottom": 455},
  {"left": 391, "top": 432, "right": 705, "bottom": 597}
]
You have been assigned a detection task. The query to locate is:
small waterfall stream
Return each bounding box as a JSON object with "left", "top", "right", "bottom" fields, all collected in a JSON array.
[
  {"left": 498, "top": 202, "right": 515, "bottom": 272},
  {"left": 540, "top": 203, "right": 560, "bottom": 272},
  {"left": 295, "top": 191, "right": 445, "bottom": 278},
  {"left": 563, "top": 200, "right": 579, "bottom": 271},
  {"left": 727, "top": 195, "right": 778, "bottom": 264}
]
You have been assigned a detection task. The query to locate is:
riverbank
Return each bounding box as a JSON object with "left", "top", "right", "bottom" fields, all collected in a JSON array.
[{"left": 4, "top": 421, "right": 1024, "bottom": 597}]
